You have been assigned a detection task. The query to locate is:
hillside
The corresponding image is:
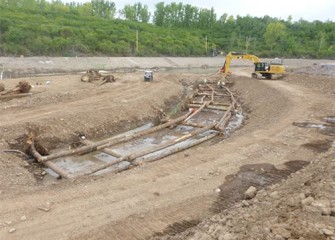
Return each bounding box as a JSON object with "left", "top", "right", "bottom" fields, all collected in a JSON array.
[{"left": 0, "top": 1, "right": 334, "bottom": 58}]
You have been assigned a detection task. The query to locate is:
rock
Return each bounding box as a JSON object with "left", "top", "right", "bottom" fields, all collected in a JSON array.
[
  {"left": 322, "top": 229, "right": 334, "bottom": 236},
  {"left": 192, "top": 232, "right": 212, "bottom": 240},
  {"left": 331, "top": 208, "right": 335, "bottom": 216},
  {"left": 311, "top": 200, "right": 331, "bottom": 215},
  {"left": 287, "top": 197, "right": 299, "bottom": 207},
  {"left": 210, "top": 215, "right": 221, "bottom": 222},
  {"left": 270, "top": 191, "right": 279, "bottom": 198},
  {"left": 298, "top": 193, "right": 306, "bottom": 200},
  {"left": 274, "top": 235, "right": 284, "bottom": 240},
  {"left": 226, "top": 220, "right": 234, "bottom": 227},
  {"left": 20, "top": 215, "right": 27, "bottom": 221},
  {"left": 245, "top": 186, "right": 257, "bottom": 199},
  {"left": 301, "top": 196, "right": 314, "bottom": 206},
  {"left": 8, "top": 228, "right": 16, "bottom": 233},
  {"left": 215, "top": 188, "right": 221, "bottom": 193},
  {"left": 242, "top": 200, "right": 250, "bottom": 207},
  {"left": 272, "top": 227, "right": 291, "bottom": 239},
  {"left": 210, "top": 225, "right": 225, "bottom": 238},
  {"left": 218, "top": 233, "right": 233, "bottom": 240}
]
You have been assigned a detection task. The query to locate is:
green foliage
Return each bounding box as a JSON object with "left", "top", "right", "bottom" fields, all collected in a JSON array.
[
  {"left": 263, "top": 22, "right": 287, "bottom": 51},
  {"left": 120, "top": 2, "right": 150, "bottom": 23},
  {"left": 0, "top": 0, "right": 334, "bottom": 58}
]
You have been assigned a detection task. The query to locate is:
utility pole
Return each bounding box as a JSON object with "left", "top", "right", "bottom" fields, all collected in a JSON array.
[
  {"left": 136, "top": 30, "right": 139, "bottom": 55},
  {"left": 205, "top": 36, "right": 208, "bottom": 56}
]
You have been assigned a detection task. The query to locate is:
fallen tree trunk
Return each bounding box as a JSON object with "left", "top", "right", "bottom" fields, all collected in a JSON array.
[
  {"left": 180, "top": 122, "right": 205, "bottom": 128},
  {"left": 223, "top": 86, "right": 237, "bottom": 108},
  {"left": 197, "top": 92, "right": 230, "bottom": 97},
  {"left": 30, "top": 139, "right": 71, "bottom": 179},
  {"left": 80, "top": 139, "right": 123, "bottom": 158},
  {"left": 184, "top": 101, "right": 210, "bottom": 122},
  {"left": 187, "top": 103, "right": 228, "bottom": 111},
  {"left": 133, "top": 131, "right": 219, "bottom": 165},
  {"left": 191, "top": 101, "right": 230, "bottom": 107},
  {"left": 205, "top": 84, "right": 217, "bottom": 102},
  {"left": 32, "top": 110, "right": 192, "bottom": 163},
  {"left": 85, "top": 123, "right": 217, "bottom": 175}
]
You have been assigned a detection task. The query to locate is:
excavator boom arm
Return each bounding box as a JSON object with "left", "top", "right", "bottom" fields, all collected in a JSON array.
[{"left": 220, "top": 52, "right": 261, "bottom": 75}]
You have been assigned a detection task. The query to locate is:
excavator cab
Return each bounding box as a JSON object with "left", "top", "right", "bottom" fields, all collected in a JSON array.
[{"left": 255, "top": 62, "right": 269, "bottom": 71}]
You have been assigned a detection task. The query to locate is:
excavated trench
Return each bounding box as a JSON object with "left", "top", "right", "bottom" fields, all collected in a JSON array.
[{"left": 28, "top": 80, "right": 244, "bottom": 179}]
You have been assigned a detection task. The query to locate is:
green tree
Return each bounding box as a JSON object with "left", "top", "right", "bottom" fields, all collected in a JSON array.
[
  {"left": 264, "top": 22, "right": 287, "bottom": 52},
  {"left": 120, "top": 3, "right": 150, "bottom": 23},
  {"left": 153, "top": 2, "right": 165, "bottom": 26},
  {"left": 91, "top": 0, "right": 116, "bottom": 18}
]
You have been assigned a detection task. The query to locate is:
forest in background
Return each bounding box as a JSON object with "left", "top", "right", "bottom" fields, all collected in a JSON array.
[{"left": 0, "top": 0, "right": 334, "bottom": 58}]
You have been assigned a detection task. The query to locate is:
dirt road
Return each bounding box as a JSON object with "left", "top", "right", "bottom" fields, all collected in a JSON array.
[{"left": 0, "top": 64, "right": 334, "bottom": 240}]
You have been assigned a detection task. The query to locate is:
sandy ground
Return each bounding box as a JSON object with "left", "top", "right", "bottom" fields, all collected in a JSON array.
[{"left": 0, "top": 58, "right": 334, "bottom": 240}]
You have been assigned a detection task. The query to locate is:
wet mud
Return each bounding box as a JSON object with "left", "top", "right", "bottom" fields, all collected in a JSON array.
[{"left": 211, "top": 160, "right": 309, "bottom": 213}]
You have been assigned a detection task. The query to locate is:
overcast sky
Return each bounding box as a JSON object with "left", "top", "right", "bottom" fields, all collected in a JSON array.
[{"left": 59, "top": 0, "right": 335, "bottom": 22}]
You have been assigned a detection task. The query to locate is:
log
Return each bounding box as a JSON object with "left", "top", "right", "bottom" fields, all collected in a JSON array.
[
  {"left": 197, "top": 93, "right": 230, "bottom": 97},
  {"left": 216, "top": 111, "right": 232, "bottom": 131},
  {"left": 83, "top": 161, "right": 130, "bottom": 177},
  {"left": 215, "top": 84, "right": 237, "bottom": 130},
  {"left": 81, "top": 139, "right": 122, "bottom": 158},
  {"left": 187, "top": 103, "right": 228, "bottom": 111},
  {"left": 180, "top": 122, "right": 205, "bottom": 128},
  {"left": 223, "top": 86, "right": 237, "bottom": 108},
  {"left": 33, "top": 110, "right": 192, "bottom": 162},
  {"left": 133, "top": 131, "right": 219, "bottom": 165},
  {"left": 205, "top": 84, "right": 217, "bottom": 102},
  {"left": 84, "top": 123, "right": 217, "bottom": 175},
  {"left": 127, "top": 123, "right": 216, "bottom": 161},
  {"left": 30, "top": 139, "right": 71, "bottom": 179},
  {"left": 191, "top": 101, "right": 230, "bottom": 107},
  {"left": 215, "top": 104, "right": 234, "bottom": 129},
  {"left": 185, "top": 101, "right": 210, "bottom": 122}
]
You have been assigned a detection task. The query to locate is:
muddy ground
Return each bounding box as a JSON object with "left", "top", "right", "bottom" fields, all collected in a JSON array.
[{"left": 0, "top": 58, "right": 334, "bottom": 240}]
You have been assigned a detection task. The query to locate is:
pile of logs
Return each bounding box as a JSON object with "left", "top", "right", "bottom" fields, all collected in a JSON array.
[
  {"left": 81, "top": 70, "right": 115, "bottom": 85},
  {"left": 0, "top": 81, "right": 32, "bottom": 99}
]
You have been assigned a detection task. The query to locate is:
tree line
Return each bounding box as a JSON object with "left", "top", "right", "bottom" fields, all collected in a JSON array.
[{"left": 0, "top": 0, "right": 334, "bottom": 58}]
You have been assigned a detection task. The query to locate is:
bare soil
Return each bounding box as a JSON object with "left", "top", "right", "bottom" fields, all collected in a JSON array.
[{"left": 0, "top": 59, "right": 334, "bottom": 240}]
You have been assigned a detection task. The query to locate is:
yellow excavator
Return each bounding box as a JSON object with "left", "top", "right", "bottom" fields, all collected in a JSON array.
[{"left": 220, "top": 52, "right": 285, "bottom": 79}]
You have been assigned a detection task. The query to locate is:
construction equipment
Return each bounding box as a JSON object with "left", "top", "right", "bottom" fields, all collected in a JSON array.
[
  {"left": 144, "top": 70, "right": 153, "bottom": 81},
  {"left": 220, "top": 52, "right": 285, "bottom": 79}
]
